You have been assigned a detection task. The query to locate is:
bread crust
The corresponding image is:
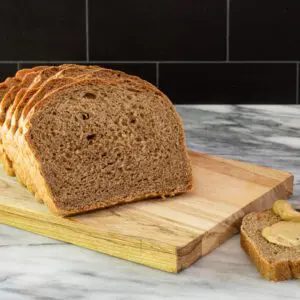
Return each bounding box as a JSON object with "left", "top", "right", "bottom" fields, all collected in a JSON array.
[{"left": 241, "top": 212, "right": 300, "bottom": 281}]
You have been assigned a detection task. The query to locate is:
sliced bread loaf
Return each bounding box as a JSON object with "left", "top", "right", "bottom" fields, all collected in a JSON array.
[
  {"left": 241, "top": 210, "right": 300, "bottom": 281},
  {"left": 11, "top": 77, "right": 192, "bottom": 216}
]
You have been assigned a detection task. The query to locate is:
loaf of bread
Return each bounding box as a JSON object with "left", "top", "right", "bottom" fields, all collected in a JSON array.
[{"left": 0, "top": 65, "right": 193, "bottom": 216}]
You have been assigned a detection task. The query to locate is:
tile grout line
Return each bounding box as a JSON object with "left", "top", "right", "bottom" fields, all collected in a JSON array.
[
  {"left": 85, "top": 0, "right": 90, "bottom": 62},
  {"left": 0, "top": 61, "right": 298, "bottom": 64},
  {"left": 226, "top": 0, "right": 230, "bottom": 61},
  {"left": 296, "top": 63, "right": 299, "bottom": 104},
  {"left": 156, "top": 63, "right": 160, "bottom": 88}
]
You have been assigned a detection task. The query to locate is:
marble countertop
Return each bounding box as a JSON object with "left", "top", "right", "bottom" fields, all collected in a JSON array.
[{"left": 1, "top": 105, "right": 300, "bottom": 300}]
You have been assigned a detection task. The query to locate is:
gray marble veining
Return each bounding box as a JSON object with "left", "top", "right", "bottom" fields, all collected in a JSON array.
[{"left": 1, "top": 105, "right": 300, "bottom": 300}]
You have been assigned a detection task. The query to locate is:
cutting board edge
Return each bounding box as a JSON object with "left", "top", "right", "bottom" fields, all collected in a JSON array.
[{"left": 0, "top": 206, "right": 180, "bottom": 273}]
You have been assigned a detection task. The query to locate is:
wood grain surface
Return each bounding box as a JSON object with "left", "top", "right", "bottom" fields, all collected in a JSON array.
[{"left": 0, "top": 151, "right": 293, "bottom": 272}]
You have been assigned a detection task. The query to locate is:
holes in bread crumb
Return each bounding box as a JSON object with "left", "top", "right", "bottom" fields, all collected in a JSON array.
[
  {"left": 84, "top": 92, "right": 96, "bottom": 99},
  {"left": 87, "top": 134, "right": 96, "bottom": 141},
  {"left": 129, "top": 116, "right": 136, "bottom": 124},
  {"left": 82, "top": 112, "right": 89, "bottom": 120},
  {"left": 102, "top": 152, "right": 107, "bottom": 158}
]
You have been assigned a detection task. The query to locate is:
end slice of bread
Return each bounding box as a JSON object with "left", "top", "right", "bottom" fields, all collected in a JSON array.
[
  {"left": 15, "top": 77, "right": 192, "bottom": 216},
  {"left": 241, "top": 210, "right": 300, "bottom": 281}
]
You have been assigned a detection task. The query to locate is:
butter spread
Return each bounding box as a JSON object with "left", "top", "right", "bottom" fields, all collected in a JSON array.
[
  {"left": 262, "top": 221, "right": 300, "bottom": 247},
  {"left": 273, "top": 200, "right": 300, "bottom": 222}
]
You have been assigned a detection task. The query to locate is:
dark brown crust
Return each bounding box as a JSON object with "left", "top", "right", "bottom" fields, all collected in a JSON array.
[{"left": 240, "top": 211, "right": 300, "bottom": 281}]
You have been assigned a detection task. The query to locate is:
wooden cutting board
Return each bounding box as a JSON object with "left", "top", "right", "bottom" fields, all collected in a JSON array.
[{"left": 0, "top": 151, "right": 293, "bottom": 272}]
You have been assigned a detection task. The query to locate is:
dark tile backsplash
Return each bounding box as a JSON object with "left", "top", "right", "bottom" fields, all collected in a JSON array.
[
  {"left": 89, "top": 0, "right": 226, "bottom": 61},
  {"left": 230, "top": 0, "right": 300, "bottom": 61},
  {"left": 160, "top": 63, "right": 296, "bottom": 104},
  {"left": 0, "top": 64, "right": 18, "bottom": 81},
  {"left": 1, "top": 0, "right": 300, "bottom": 104},
  {"left": 0, "top": 0, "right": 86, "bottom": 61},
  {"left": 98, "top": 63, "right": 157, "bottom": 85}
]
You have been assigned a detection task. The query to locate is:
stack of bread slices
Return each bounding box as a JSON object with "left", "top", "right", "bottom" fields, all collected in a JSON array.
[{"left": 0, "top": 64, "right": 193, "bottom": 216}]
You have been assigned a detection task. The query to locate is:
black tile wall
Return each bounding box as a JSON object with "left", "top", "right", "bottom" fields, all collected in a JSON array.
[
  {"left": 160, "top": 63, "right": 296, "bottom": 104},
  {"left": 1, "top": 0, "right": 300, "bottom": 104},
  {"left": 89, "top": 0, "right": 226, "bottom": 61},
  {"left": 0, "top": 0, "right": 86, "bottom": 60},
  {"left": 0, "top": 64, "right": 18, "bottom": 81},
  {"left": 230, "top": 0, "right": 300, "bottom": 61}
]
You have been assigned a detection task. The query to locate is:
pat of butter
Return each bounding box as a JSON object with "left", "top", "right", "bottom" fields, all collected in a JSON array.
[{"left": 262, "top": 221, "right": 300, "bottom": 247}]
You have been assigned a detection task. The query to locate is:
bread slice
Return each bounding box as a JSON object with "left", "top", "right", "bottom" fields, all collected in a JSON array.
[
  {"left": 13, "top": 68, "right": 177, "bottom": 195},
  {"left": 241, "top": 210, "right": 300, "bottom": 281},
  {"left": 9, "top": 77, "right": 192, "bottom": 216}
]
